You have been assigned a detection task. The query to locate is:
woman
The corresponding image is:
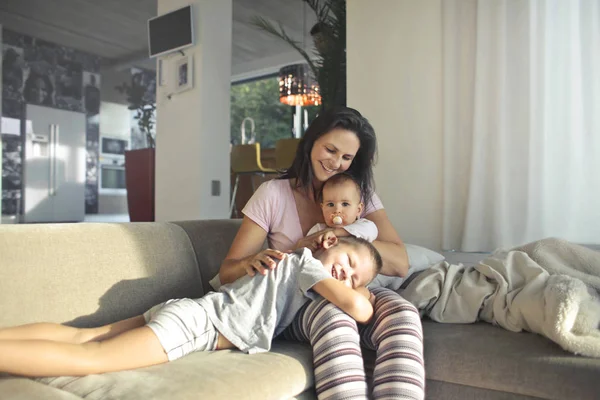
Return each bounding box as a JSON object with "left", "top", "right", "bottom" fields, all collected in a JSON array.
[{"left": 220, "top": 107, "right": 425, "bottom": 400}]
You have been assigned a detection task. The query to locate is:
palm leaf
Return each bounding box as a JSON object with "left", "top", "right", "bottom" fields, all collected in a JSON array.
[
  {"left": 251, "top": 0, "right": 346, "bottom": 110},
  {"left": 251, "top": 16, "right": 319, "bottom": 79}
]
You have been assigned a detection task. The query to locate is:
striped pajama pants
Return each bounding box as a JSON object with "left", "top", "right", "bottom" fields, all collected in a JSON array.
[{"left": 282, "top": 287, "right": 425, "bottom": 400}]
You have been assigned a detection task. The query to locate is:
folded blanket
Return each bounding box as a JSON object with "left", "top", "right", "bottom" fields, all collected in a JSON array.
[
  {"left": 512, "top": 238, "right": 600, "bottom": 292},
  {"left": 401, "top": 238, "right": 600, "bottom": 357}
]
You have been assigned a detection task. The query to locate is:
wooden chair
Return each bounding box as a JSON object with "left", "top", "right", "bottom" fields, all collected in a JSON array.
[
  {"left": 275, "top": 138, "right": 301, "bottom": 171},
  {"left": 230, "top": 143, "right": 277, "bottom": 218}
]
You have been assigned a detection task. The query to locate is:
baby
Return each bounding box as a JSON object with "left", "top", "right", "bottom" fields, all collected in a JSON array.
[
  {"left": 307, "top": 172, "right": 378, "bottom": 243},
  {"left": 0, "top": 236, "right": 382, "bottom": 377}
]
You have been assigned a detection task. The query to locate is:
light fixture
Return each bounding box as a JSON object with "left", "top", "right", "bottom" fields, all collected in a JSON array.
[{"left": 278, "top": 63, "right": 321, "bottom": 106}]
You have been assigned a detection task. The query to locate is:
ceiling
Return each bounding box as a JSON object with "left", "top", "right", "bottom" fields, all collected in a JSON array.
[{"left": 0, "top": 0, "right": 316, "bottom": 73}]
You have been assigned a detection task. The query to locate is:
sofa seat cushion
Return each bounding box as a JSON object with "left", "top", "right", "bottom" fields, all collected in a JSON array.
[
  {"left": 0, "top": 377, "right": 84, "bottom": 399},
  {"left": 422, "top": 320, "right": 600, "bottom": 400},
  {"left": 31, "top": 341, "right": 313, "bottom": 400}
]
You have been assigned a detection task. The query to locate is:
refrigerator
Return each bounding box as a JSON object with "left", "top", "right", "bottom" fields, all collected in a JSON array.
[{"left": 23, "top": 104, "right": 86, "bottom": 223}]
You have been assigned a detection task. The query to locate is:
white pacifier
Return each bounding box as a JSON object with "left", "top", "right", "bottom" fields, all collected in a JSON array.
[{"left": 332, "top": 216, "right": 343, "bottom": 225}]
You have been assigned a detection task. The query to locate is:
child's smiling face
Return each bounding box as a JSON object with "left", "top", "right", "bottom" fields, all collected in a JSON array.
[{"left": 316, "top": 242, "right": 376, "bottom": 289}]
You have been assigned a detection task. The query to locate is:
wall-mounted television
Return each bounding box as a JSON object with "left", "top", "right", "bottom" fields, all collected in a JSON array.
[{"left": 148, "top": 5, "right": 194, "bottom": 58}]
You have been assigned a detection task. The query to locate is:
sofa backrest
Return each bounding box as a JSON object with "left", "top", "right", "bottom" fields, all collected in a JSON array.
[
  {"left": 0, "top": 222, "right": 207, "bottom": 328},
  {"left": 171, "top": 219, "right": 243, "bottom": 295}
]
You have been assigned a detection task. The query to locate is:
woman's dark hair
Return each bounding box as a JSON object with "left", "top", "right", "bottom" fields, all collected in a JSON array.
[{"left": 280, "top": 107, "right": 378, "bottom": 205}]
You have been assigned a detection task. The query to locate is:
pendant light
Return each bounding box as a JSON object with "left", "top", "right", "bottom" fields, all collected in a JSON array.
[
  {"left": 277, "top": 2, "right": 321, "bottom": 107},
  {"left": 278, "top": 63, "right": 321, "bottom": 106}
]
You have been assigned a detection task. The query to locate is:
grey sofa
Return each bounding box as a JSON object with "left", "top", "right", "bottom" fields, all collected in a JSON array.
[{"left": 0, "top": 219, "right": 598, "bottom": 399}]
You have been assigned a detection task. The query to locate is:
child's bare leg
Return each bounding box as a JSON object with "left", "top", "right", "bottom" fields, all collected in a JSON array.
[
  {"left": 216, "top": 333, "right": 234, "bottom": 350},
  {"left": 0, "top": 316, "right": 145, "bottom": 344},
  {"left": 0, "top": 325, "right": 167, "bottom": 377}
]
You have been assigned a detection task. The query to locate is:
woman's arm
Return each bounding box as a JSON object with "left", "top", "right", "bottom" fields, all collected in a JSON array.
[
  {"left": 312, "top": 280, "right": 374, "bottom": 324},
  {"left": 219, "top": 217, "right": 287, "bottom": 285},
  {"left": 365, "top": 209, "right": 410, "bottom": 277}
]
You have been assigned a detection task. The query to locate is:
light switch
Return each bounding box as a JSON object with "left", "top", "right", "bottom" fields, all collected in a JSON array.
[{"left": 211, "top": 180, "right": 220, "bottom": 196}]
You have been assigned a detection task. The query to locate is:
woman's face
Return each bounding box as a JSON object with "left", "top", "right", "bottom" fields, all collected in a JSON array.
[{"left": 310, "top": 128, "right": 360, "bottom": 184}]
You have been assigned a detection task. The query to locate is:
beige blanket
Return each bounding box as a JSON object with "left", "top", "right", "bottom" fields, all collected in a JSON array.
[{"left": 401, "top": 238, "right": 600, "bottom": 357}]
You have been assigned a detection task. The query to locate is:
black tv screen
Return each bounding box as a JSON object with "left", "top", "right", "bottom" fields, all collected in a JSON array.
[
  {"left": 148, "top": 5, "right": 194, "bottom": 58},
  {"left": 101, "top": 137, "right": 128, "bottom": 156}
]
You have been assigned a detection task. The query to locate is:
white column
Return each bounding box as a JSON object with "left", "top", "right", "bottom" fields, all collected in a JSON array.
[{"left": 155, "top": 0, "right": 232, "bottom": 221}]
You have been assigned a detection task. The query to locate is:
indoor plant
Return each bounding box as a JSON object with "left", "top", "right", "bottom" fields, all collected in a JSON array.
[
  {"left": 116, "top": 73, "right": 156, "bottom": 222},
  {"left": 252, "top": 0, "right": 346, "bottom": 110},
  {"left": 115, "top": 76, "right": 156, "bottom": 149}
]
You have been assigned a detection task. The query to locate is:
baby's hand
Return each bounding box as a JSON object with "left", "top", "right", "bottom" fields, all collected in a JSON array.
[{"left": 319, "top": 230, "right": 338, "bottom": 249}]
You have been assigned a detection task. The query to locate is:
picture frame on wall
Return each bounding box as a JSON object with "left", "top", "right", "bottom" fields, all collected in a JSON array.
[{"left": 175, "top": 55, "right": 193, "bottom": 93}]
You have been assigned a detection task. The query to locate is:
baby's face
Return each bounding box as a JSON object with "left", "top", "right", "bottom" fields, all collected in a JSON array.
[
  {"left": 317, "top": 242, "right": 375, "bottom": 289},
  {"left": 321, "top": 180, "right": 363, "bottom": 228}
]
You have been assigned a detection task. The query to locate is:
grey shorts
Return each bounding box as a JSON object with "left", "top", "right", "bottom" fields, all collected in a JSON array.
[{"left": 144, "top": 298, "right": 218, "bottom": 361}]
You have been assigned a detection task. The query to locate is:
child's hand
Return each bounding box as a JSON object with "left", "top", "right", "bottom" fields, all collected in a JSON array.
[{"left": 355, "top": 287, "right": 376, "bottom": 306}]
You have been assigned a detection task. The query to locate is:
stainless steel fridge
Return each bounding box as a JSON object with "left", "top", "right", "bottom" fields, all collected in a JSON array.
[{"left": 23, "top": 104, "right": 86, "bottom": 223}]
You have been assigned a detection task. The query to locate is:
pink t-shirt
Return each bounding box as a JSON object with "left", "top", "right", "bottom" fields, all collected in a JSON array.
[{"left": 242, "top": 179, "right": 384, "bottom": 251}]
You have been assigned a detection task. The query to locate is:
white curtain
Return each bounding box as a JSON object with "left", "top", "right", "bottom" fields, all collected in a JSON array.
[{"left": 442, "top": 0, "right": 600, "bottom": 252}]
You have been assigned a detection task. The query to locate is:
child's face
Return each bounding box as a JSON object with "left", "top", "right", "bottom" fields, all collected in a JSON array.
[
  {"left": 321, "top": 180, "right": 364, "bottom": 227},
  {"left": 316, "top": 242, "right": 375, "bottom": 289}
]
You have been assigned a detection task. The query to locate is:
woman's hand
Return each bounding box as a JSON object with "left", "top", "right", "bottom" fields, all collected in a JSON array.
[
  {"left": 244, "top": 249, "right": 287, "bottom": 277},
  {"left": 220, "top": 217, "right": 280, "bottom": 284}
]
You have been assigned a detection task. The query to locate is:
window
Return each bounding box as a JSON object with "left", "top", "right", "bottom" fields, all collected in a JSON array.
[{"left": 230, "top": 75, "right": 319, "bottom": 149}]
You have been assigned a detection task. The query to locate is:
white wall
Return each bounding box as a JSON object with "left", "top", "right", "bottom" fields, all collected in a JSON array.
[
  {"left": 347, "top": 0, "right": 443, "bottom": 250},
  {"left": 100, "top": 69, "right": 131, "bottom": 105},
  {"left": 155, "top": 0, "right": 232, "bottom": 221}
]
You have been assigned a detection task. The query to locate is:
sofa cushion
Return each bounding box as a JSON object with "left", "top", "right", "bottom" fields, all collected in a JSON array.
[
  {"left": 0, "top": 377, "right": 84, "bottom": 399},
  {"left": 425, "top": 380, "right": 542, "bottom": 400},
  {"left": 422, "top": 320, "right": 600, "bottom": 400},
  {"left": 369, "top": 243, "right": 446, "bottom": 291},
  {"left": 0, "top": 222, "right": 203, "bottom": 328},
  {"left": 33, "top": 341, "right": 314, "bottom": 400},
  {"left": 172, "top": 219, "right": 243, "bottom": 295}
]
